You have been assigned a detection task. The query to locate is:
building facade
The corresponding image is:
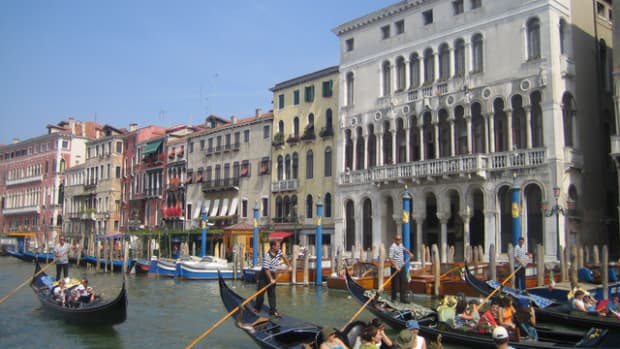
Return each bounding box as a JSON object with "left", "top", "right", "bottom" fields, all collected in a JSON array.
[
  {"left": 333, "top": 0, "right": 615, "bottom": 262},
  {"left": 0, "top": 118, "right": 99, "bottom": 247},
  {"left": 270, "top": 66, "right": 339, "bottom": 246}
]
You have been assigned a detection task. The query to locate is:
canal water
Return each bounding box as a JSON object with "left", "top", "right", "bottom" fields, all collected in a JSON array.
[{"left": 0, "top": 257, "right": 467, "bottom": 349}]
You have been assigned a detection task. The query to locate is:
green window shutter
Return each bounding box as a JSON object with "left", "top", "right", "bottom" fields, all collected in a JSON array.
[
  {"left": 293, "top": 90, "right": 300, "bottom": 105},
  {"left": 278, "top": 94, "right": 285, "bottom": 109}
]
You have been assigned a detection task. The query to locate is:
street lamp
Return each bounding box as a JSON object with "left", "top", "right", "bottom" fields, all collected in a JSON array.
[{"left": 543, "top": 186, "right": 564, "bottom": 260}]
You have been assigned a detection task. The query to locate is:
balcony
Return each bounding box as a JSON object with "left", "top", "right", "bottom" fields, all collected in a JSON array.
[
  {"left": 319, "top": 126, "right": 333, "bottom": 138},
  {"left": 563, "top": 147, "right": 583, "bottom": 170},
  {"left": 560, "top": 56, "right": 576, "bottom": 79},
  {"left": 201, "top": 177, "right": 240, "bottom": 192},
  {"left": 2, "top": 205, "right": 40, "bottom": 215},
  {"left": 286, "top": 134, "right": 300, "bottom": 145},
  {"left": 272, "top": 132, "right": 284, "bottom": 147},
  {"left": 271, "top": 179, "right": 299, "bottom": 192},
  {"left": 300, "top": 125, "right": 315, "bottom": 142},
  {"left": 5, "top": 174, "right": 43, "bottom": 186},
  {"left": 339, "top": 148, "right": 546, "bottom": 185}
]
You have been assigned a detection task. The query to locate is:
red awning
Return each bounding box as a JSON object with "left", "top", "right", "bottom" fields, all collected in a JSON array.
[{"left": 269, "top": 231, "right": 293, "bottom": 240}]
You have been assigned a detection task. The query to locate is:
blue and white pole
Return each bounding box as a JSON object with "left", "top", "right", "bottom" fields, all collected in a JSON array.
[{"left": 315, "top": 196, "right": 323, "bottom": 285}]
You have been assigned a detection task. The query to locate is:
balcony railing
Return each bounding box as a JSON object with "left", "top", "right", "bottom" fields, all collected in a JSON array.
[
  {"left": 201, "top": 177, "right": 240, "bottom": 192},
  {"left": 271, "top": 179, "right": 299, "bottom": 192},
  {"left": 3, "top": 205, "right": 40, "bottom": 215},
  {"left": 5, "top": 174, "right": 43, "bottom": 186},
  {"left": 339, "top": 148, "right": 546, "bottom": 185}
]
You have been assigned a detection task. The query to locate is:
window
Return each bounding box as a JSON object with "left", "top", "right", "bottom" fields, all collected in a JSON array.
[
  {"left": 62, "top": 140, "right": 69, "bottom": 149},
  {"left": 263, "top": 125, "right": 270, "bottom": 139},
  {"left": 324, "top": 147, "right": 332, "bottom": 177},
  {"left": 278, "top": 94, "right": 285, "bottom": 109},
  {"left": 423, "top": 10, "right": 433, "bottom": 25},
  {"left": 471, "top": 0, "right": 481, "bottom": 9},
  {"left": 438, "top": 43, "right": 450, "bottom": 80},
  {"left": 244, "top": 130, "right": 250, "bottom": 142},
  {"left": 116, "top": 141, "right": 122, "bottom": 153},
  {"left": 200, "top": 139, "right": 205, "bottom": 150},
  {"left": 207, "top": 138, "right": 213, "bottom": 152},
  {"left": 262, "top": 198, "right": 268, "bottom": 217},
  {"left": 306, "top": 195, "right": 313, "bottom": 219},
  {"left": 294, "top": 117, "right": 300, "bottom": 137},
  {"left": 396, "top": 57, "right": 406, "bottom": 91},
  {"left": 454, "top": 39, "right": 465, "bottom": 77},
  {"left": 189, "top": 142, "right": 194, "bottom": 153},
  {"left": 306, "top": 150, "right": 313, "bottom": 179},
  {"left": 293, "top": 90, "right": 300, "bottom": 105},
  {"left": 345, "top": 38, "right": 354, "bottom": 51},
  {"left": 233, "top": 161, "right": 240, "bottom": 178},
  {"left": 346, "top": 72, "right": 354, "bottom": 105},
  {"left": 304, "top": 85, "right": 315, "bottom": 102},
  {"left": 115, "top": 166, "right": 121, "bottom": 178},
  {"left": 409, "top": 53, "right": 420, "bottom": 88},
  {"left": 472, "top": 33, "right": 484, "bottom": 73},
  {"left": 259, "top": 157, "right": 270, "bottom": 175},
  {"left": 395, "top": 20, "right": 404, "bottom": 35},
  {"left": 382, "top": 61, "right": 391, "bottom": 96},
  {"left": 559, "top": 19, "right": 566, "bottom": 55},
  {"left": 381, "top": 25, "right": 390, "bottom": 39},
  {"left": 240, "top": 160, "right": 250, "bottom": 177},
  {"left": 423, "top": 48, "right": 435, "bottom": 83},
  {"left": 324, "top": 193, "right": 332, "bottom": 218},
  {"left": 453, "top": 0, "right": 464, "bottom": 15},
  {"left": 234, "top": 132, "right": 240, "bottom": 145},
  {"left": 527, "top": 18, "right": 541, "bottom": 60},
  {"left": 242, "top": 199, "right": 248, "bottom": 218},
  {"left": 322, "top": 80, "right": 333, "bottom": 97}
]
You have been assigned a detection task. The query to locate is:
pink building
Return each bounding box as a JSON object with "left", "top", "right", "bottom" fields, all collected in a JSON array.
[{"left": 0, "top": 119, "right": 100, "bottom": 248}]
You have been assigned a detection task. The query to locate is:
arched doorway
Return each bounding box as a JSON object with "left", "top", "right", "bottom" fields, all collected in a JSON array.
[
  {"left": 362, "top": 198, "right": 373, "bottom": 250},
  {"left": 345, "top": 200, "right": 355, "bottom": 250},
  {"left": 498, "top": 185, "right": 513, "bottom": 252},
  {"left": 524, "top": 183, "right": 543, "bottom": 253}
]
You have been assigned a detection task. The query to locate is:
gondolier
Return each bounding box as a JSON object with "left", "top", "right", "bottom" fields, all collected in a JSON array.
[
  {"left": 514, "top": 237, "right": 531, "bottom": 291},
  {"left": 389, "top": 234, "right": 413, "bottom": 303},
  {"left": 253, "top": 240, "right": 290, "bottom": 317},
  {"left": 54, "top": 235, "right": 70, "bottom": 281}
]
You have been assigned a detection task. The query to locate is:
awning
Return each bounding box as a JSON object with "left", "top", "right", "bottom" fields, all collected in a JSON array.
[
  {"left": 210, "top": 199, "right": 220, "bottom": 217},
  {"left": 269, "top": 231, "right": 293, "bottom": 240},
  {"left": 4, "top": 232, "right": 36, "bottom": 237},
  {"left": 143, "top": 140, "right": 163, "bottom": 154},
  {"left": 203, "top": 200, "right": 211, "bottom": 217},
  {"left": 96, "top": 233, "right": 128, "bottom": 240},
  {"left": 193, "top": 200, "right": 202, "bottom": 219},
  {"left": 219, "top": 198, "right": 229, "bottom": 216},
  {"left": 229, "top": 198, "right": 239, "bottom": 216}
]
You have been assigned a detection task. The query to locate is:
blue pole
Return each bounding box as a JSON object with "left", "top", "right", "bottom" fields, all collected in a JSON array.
[
  {"left": 511, "top": 173, "right": 522, "bottom": 247},
  {"left": 201, "top": 211, "right": 207, "bottom": 257},
  {"left": 402, "top": 186, "right": 412, "bottom": 273},
  {"left": 316, "top": 196, "right": 323, "bottom": 285},
  {"left": 253, "top": 203, "right": 259, "bottom": 267}
]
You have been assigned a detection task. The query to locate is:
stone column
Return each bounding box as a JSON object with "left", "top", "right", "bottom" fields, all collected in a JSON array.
[
  {"left": 391, "top": 123, "right": 397, "bottom": 165},
  {"left": 449, "top": 117, "right": 456, "bottom": 157},
  {"left": 505, "top": 108, "right": 513, "bottom": 151},
  {"left": 438, "top": 212, "right": 450, "bottom": 263},
  {"left": 466, "top": 116, "right": 473, "bottom": 154},
  {"left": 363, "top": 131, "right": 369, "bottom": 169},
  {"left": 414, "top": 214, "right": 425, "bottom": 262},
  {"left": 418, "top": 127, "right": 425, "bottom": 161},
  {"left": 352, "top": 132, "right": 358, "bottom": 171},
  {"left": 405, "top": 125, "right": 411, "bottom": 162},
  {"left": 434, "top": 122, "right": 440, "bottom": 159},
  {"left": 377, "top": 131, "right": 384, "bottom": 166},
  {"left": 461, "top": 209, "right": 472, "bottom": 261},
  {"left": 525, "top": 105, "right": 532, "bottom": 149},
  {"left": 487, "top": 113, "right": 495, "bottom": 153}
]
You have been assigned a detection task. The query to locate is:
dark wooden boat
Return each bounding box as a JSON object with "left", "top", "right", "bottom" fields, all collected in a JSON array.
[
  {"left": 133, "top": 259, "right": 151, "bottom": 274},
  {"left": 84, "top": 255, "right": 136, "bottom": 273},
  {"left": 463, "top": 263, "right": 620, "bottom": 332},
  {"left": 30, "top": 260, "right": 127, "bottom": 326},
  {"left": 345, "top": 271, "right": 619, "bottom": 349},
  {"left": 217, "top": 271, "right": 364, "bottom": 349}
]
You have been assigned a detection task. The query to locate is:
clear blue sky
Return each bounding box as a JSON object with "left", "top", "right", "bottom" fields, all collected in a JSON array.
[{"left": 0, "top": 0, "right": 395, "bottom": 145}]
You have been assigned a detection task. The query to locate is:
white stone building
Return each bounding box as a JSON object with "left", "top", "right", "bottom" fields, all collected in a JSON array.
[{"left": 333, "top": 0, "right": 615, "bottom": 262}]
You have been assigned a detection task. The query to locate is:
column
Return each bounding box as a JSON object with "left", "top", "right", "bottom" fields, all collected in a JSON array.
[
  {"left": 487, "top": 113, "right": 495, "bottom": 153},
  {"left": 377, "top": 132, "right": 384, "bottom": 166},
  {"left": 414, "top": 214, "right": 425, "bottom": 262},
  {"left": 525, "top": 106, "right": 532, "bottom": 149},
  {"left": 418, "top": 128, "right": 425, "bottom": 161},
  {"left": 391, "top": 124, "right": 397, "bottom": 165},
  {"left": 405, "top": 126, "right": 411, "bottom": 162},
  {"left": 434, "top": 122, "right": 440, "bottom": 159},
  {"left": 352, "top": 132, "right": 358, "bottom": 171},
  {"left": 506, "top": 108, "right": 513, "bottom": 151},
  {"left": 466, "top": 116, "right": 473, "bottom": 154},
  {"left": 404, "top": 59, "right": 410, "bottom": 90},
  {"left": 461, "top": 209, "right": 472, "bottom": 261},
  {"left": 438, "top": 213, "right": 449, "bottom": 263},
  {"left": 363, "top": 132, "right": 369, "bottom": 169},
  {"left": 449, "top": 117, "right": 456, "bottom": 157},
  {"left": 316, "top": 197, "right": 324, "bottom": 285}
]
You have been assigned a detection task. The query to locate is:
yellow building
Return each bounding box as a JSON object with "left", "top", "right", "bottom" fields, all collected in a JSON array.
[{"left": 269, "top": 66, "right": 339, "bottom": 247}]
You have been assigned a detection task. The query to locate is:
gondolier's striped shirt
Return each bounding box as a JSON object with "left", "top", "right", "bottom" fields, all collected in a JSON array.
[
  {"left": 514, "top": 244, "right": 527, "bottom": 267},
  {"left": 263, "top": 249, "right": 283, "bottom": 272},
  {"left": 389, "top": 243, "right": 406, "bottom": 268}
]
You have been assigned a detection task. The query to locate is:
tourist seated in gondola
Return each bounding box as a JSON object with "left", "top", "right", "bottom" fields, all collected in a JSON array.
[
  {"left": 51, "top": 277, "right": 68, "bottom": 306},
  {"left": 454, "top": 298, "right": 479, "bottom": 329},
  {"left": 571, "top": 290, "right": 588, "bottom": 312},
  {"left": 72, "top": 279, "right": 95, "bottom": 304},
  {"left": 358, "top": 324, "right": 383, "bottom": 349},
  {"left": 607, "top": 293, "right": 620, "bottom": 318},
  {"left": 352, "top": 318, "right": 394, "bottom": 349},
  {"left": 515, "top": 298, "right": 537, "bottom": 340},
  {"left": 477, "top": 298, "right": 500, "bottom": 334},
  {"left": 498, "top": 296, "right": 517, "bottom": 332}
]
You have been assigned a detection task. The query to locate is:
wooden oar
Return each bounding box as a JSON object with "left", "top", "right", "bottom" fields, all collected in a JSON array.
[
  {"left": 479, "top": 264, "right": 524, "bottom": 308},
  {"left": 439, "top": 264, "right": 463, "bottom": 279},
  {"left": 341, "top": 269, "right": 400, "bottom": 331},
  {"left": 0, "top": 261, "right": 55, "bottom": 305},
  {"left": 185, "top": 282, "right": 272, "bottom": 349}
]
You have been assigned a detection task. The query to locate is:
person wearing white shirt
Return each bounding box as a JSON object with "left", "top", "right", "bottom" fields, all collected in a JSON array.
[{"left": 513, "top": 237, "right": 531, "bottom": 291}]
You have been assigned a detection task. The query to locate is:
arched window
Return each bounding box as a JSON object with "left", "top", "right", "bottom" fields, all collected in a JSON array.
[
  {"left": 382, "top": 61, "right": 391, "bottom": 96},
  {"left": 276, "top": 197, "right": 283, "bottom": 220},
  {"left": 438, "top": 43, "right": 450, "bottom": 80},
  {"left": 292, "top": 152, "right": 299, "bottom": 179},
  {"left": 278, "top": 120, "right": 284, "bottom": 134},
  {"left": 559, "top": 18, "right": 567, "bottom": 55},
  {"left": 285, "top": 154, "right": 291, "bottom": 179},
  {"left": 409, "top": 53, "right": 420, "bottom": 88},
  {"left": 396, "top": 56, "right": 406, "bottom": 91},
  {"left": 277, "top": 155, "right": 284, "bottom": 180},
  {"left": 423, "top": 48, "right": 434, "bottom": 83},
  {"left": 308, "top": 113, "right": 314, "bottom": 126},
  {"left": 325, "top": 109, "right": 333, "bottom": 130},
  {"left": 472, "top": 33, "right": 484, "bottom": 73},
  {"left": 346, "top": 72, "right": 354, "bottom": 106},
  {"left": 324, "top": 193, "right": 332, "bottom": 218},
  {"left": 306, "top": 194, "right": 313, "bottom": 219},
  {"left": 454, "top": 39, "right": 465, "bottom": 77},
  {"left": 293, "top": 117, "right": 300, "bottom": 137},
  {"left": 527, "top": 18, "right": 541, "bottom": 60},
  {"left": 306, "top": 150, "right": 313, "bottom": 179},
  {"left": 324, "top": 147, "right": 332, "bottom": 177}
]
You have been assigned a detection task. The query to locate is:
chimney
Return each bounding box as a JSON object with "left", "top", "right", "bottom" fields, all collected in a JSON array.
[
  {"left": 231, "top": 116, "right": 238, "bottom": 124},
  {"left": 129, "top": 123, "right": 137, "bottom": 132},
  {"left": 255, "top": 108, "right": 262, "bottom": 118},
  {"left": 12, "top": 138, "right": 20, "bottom": 144}
]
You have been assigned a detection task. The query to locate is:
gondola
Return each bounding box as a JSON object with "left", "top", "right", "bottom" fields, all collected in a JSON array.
[
  {"left": 463, "top": 263, "right": 620, "bottom": 332},
  {"left": 217, "top": 271, "right": 365, "bottom": 349},
  {"left": 345, "top": 271, "right": 619, "bottom": 349},
  {"left": 30, "top": 260, "right": 127, "bottom": 326}
]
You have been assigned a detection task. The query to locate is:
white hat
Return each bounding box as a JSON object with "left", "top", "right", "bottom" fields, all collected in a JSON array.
[{"left": 492, "top": 327, "right": 509, "bottom": 343}]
